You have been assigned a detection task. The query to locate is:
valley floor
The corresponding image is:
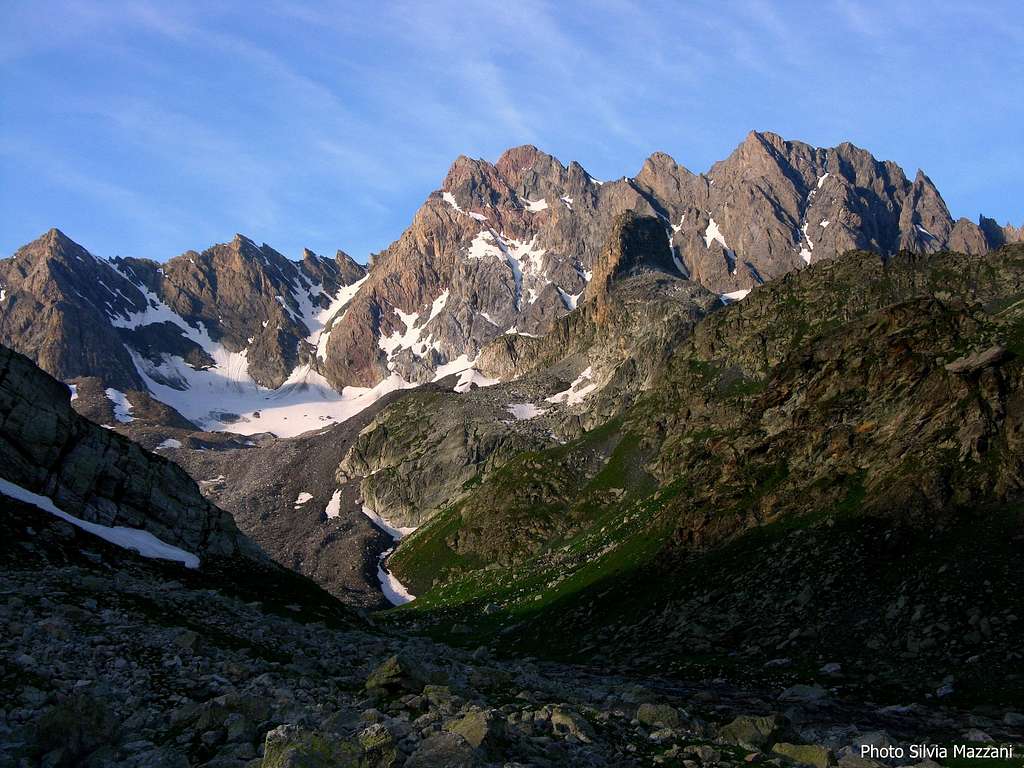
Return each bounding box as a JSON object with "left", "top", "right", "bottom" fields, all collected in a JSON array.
[{"left": 2, "top": 499, "right": 1022, "bottom": 768}]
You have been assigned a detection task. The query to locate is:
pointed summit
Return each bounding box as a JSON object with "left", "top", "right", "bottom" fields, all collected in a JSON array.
[
  {"left": 16, "top": 228, "right": 94, "bottom": 264},
  {"left": 495, "top": 145, "right": 565, "bottom": 189}
]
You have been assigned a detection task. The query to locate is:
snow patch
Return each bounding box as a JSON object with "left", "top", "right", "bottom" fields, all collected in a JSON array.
[
  {"left": 720, "top": 289, "right": 751, "bottom": 304},
  {"left": 362, "top": 504, "right": 417, "bottom": 540},
  {"left": 130, "top": 349, "right": 415, "bottom": 439},
  {"left": 506, "top": 327, "right": 541, "bottom": 338},
  {"left": 817, "top": 172, "right": 830, "bottom": 189},
  {"left": 916, "top": 224, "right": 936, "bottom": 239},
  {"left": 427, "top": 354, "right": 499, "bottom": 393},
  {"left": 704, "top": 218, "right": 727, "bottom": 249},
  {"left": 522, "top": 197, "right": 549, "bottom": 212},
  {"left": 303, "top": 276, "right": 367, "bottom": 361},
  {"left": 467, "top": 231, "right": 500, "bottom": 260},
  {"left": 155, "top": 438, "right": 182, "bottom": 450},
  {"left": 454, "top": 367, "right": 499, "bottom": 393},
  {"left": 704, "top": 218, "right": 738, "bottom": 275},
  {"left": 798, "top": 222, "right": 815, "bottom": 265},
  {"left": 378, "top": 549, "right": 415, "bottom": 605},
  {"left": 507, "top": 403, "right": 546, "bottom": 420},
  {"left": 68, "top": 383, "right": 78, "bottom": 401},
  {"left": 444, "top": 191, "right": 487, "bottom": 221},
  {"left": 294, "top": 492, "right": 313, "bottom": 508},
  {"left": 432, "top": 354, "right": 475, "bottom": 381},
  {"left": 560, "top": 196, "right": 574, "bottom": 209},
  {"left": 0, "top": 477, "right": 199, "bottom": 569},
  {"left": 545, "top": 367, "right": 598, "bottom": 405},
  {"left": 442, "top": 191, "right": 463, "bottom": 212},
  {"left": 324, "top": 489, "right": 342, "bottom": 519},
  {"left": 556, "top": 286, "right": 581, "bottom": 311},
  {"left": 427, "top": 290, "right": 449, "bottom": 322},
  {"left": 820, "top": 219, "right": 830, "bottom": 228},
  {"left": 362, "top": 503, "right": 417, "bottom": 605},
  {"left": 104, "top": 388, "right": 135, "bottom": 423},
  {"left": 379, "top": 308, "right": 422, "bottom": 358},
  {"left": 465, "top": 230, "right": 548, "bottom": 311}
]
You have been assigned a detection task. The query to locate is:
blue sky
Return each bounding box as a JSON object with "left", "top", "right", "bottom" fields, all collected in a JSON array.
[{"left": 2, "top": 1, "right": 1021, "bottom": 263}]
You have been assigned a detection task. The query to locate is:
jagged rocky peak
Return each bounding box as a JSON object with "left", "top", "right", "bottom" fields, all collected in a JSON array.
[
  {"left": 634, "top": 151, "right": 696, "bottom": 202},
  {"left": 300, "top": 246, "right": 366, "bottom": 287},
  {"left": 979, "top": 215, "right": 1024, "bottom": 249},
  {"left": 30, "top": 227, "right": 86, "bottom": 260},
  {"left": 441, "top": 144, "right": 589, "bottom": 213},
  {"left": 0, "top": 228, "right": 149, "bottom": 390},
  {"left": 440, "top": 153, "right": 515, "bottom": 208},
  {"left": 494, "top": 144, "right": 568, "bottom": 190}
]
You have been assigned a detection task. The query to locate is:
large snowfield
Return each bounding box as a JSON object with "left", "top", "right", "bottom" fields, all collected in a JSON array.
[{"left": 104, "top": 264, "right": 499, "bottom": 438}]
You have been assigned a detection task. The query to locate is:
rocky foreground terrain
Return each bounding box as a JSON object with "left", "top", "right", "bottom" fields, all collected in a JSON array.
[{"left": 3, "top": 495, "right": 1023, "bottom": 768}]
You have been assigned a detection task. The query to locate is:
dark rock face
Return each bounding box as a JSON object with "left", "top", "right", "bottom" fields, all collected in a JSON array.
[{"left": 0, "top": 344, "right": 257, "bottom": 560}]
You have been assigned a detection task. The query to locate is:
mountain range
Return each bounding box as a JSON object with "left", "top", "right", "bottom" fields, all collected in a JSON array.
[
  {"left": 2, "top": 132, "right": 1020, "bottom": 438},
  {"left": 2, "top": 131, "right": 1024, "bottom": 765}
]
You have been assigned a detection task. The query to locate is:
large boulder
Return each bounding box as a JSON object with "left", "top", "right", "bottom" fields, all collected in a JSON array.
[
  {"left": 364, "top": 654, "right": 429, "bottom": 695},
  {"left": 637, "top": 702, "right": 683, "bottom": 729},
  {"left": 444, "top": 708, "right": 506, "bottom": 753},
  {"left": 718, "top": 714, "right": 791, "bottom": 750},
  {"left": 773, "top": 742, "right": 834, "bottom": 768},
  {"left": 405, "top": 733, "right": 478, "bottom": 768},
  {"left": 260, "top": 724, "right": 396, "bottom": 768}
]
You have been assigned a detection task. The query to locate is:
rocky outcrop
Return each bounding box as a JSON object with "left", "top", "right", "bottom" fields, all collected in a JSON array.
[
  {"left": 0, "top": 344, "right": 258, "bottom": 560},
  {"left": 338, "top": 383, "right": 556, "bottom": 529}
]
